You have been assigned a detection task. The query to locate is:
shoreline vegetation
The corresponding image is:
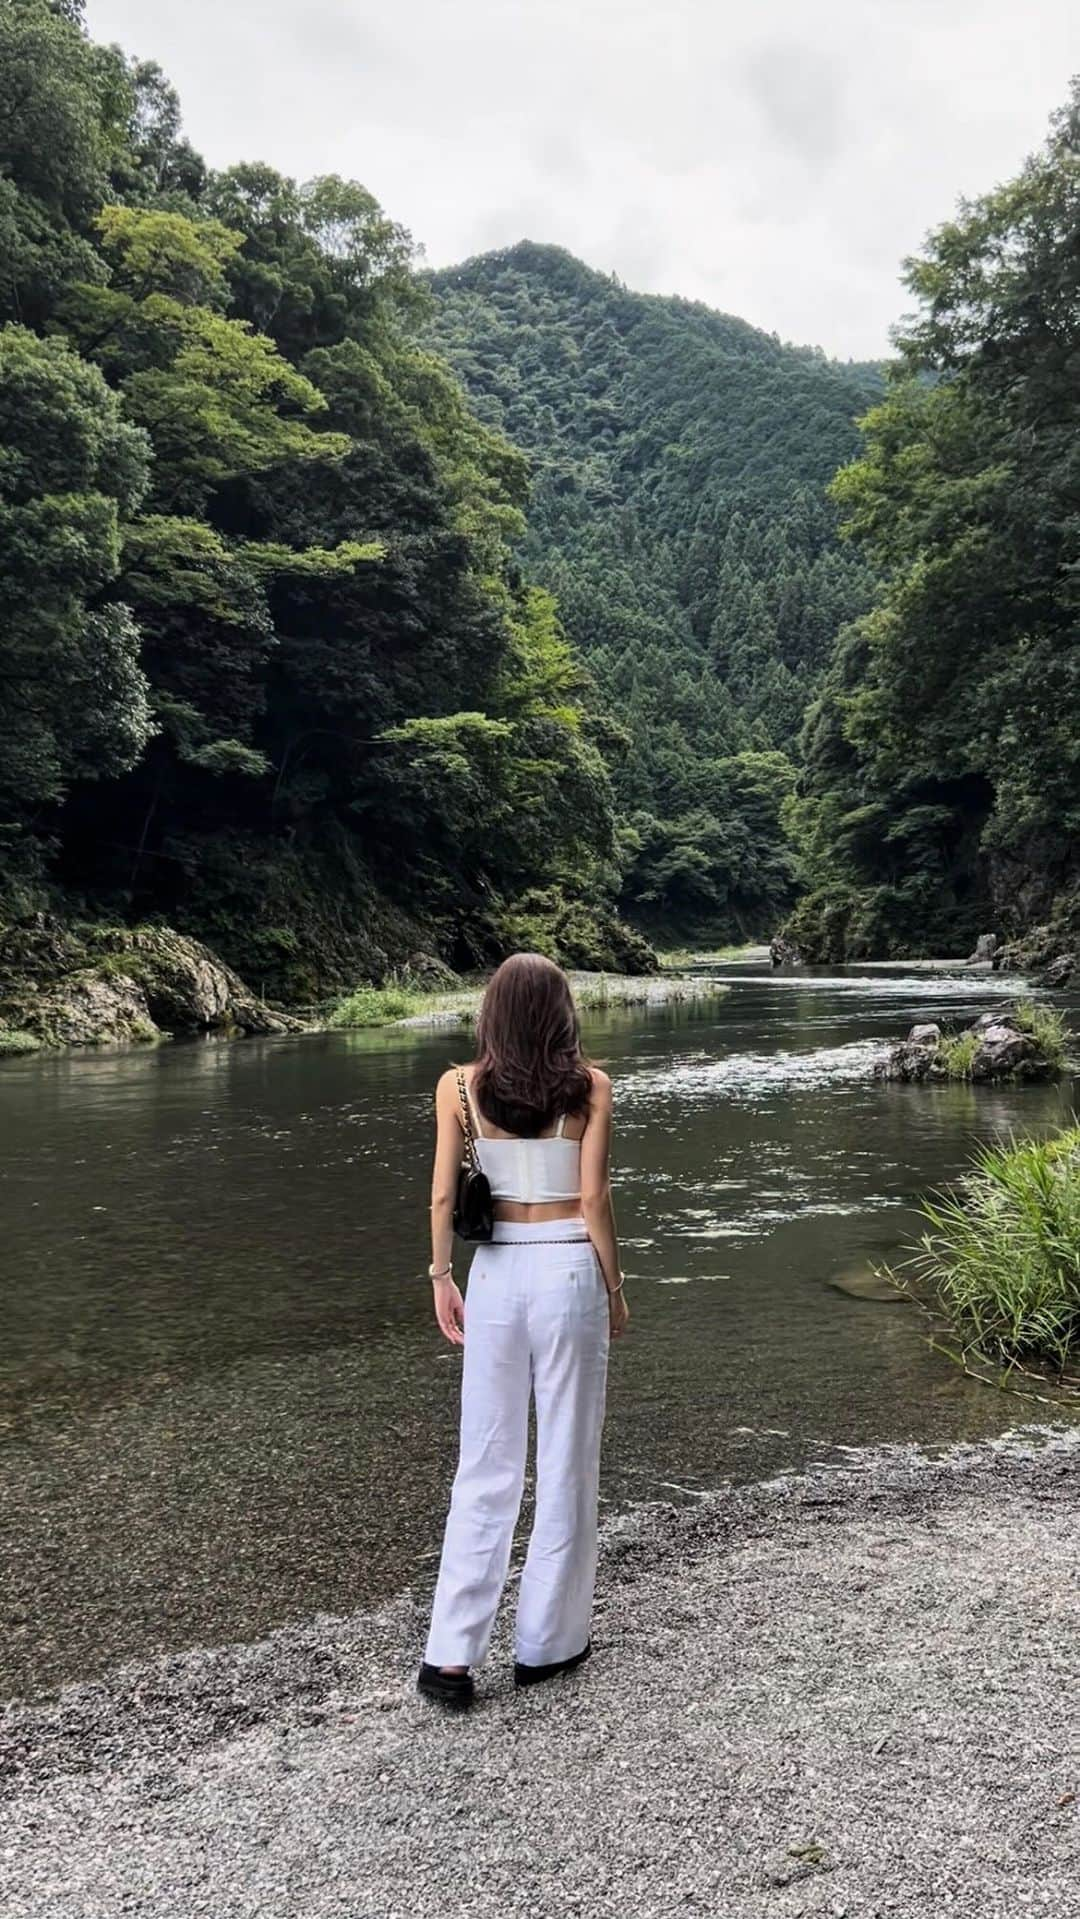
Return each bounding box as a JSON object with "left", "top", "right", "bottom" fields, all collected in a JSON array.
[
  {"left": 0, "top": 932, "right": 1066, "bottom": 1053},
  {"left": 328, "top": 966, "right": 736, "bottom": 1031},
  {"left": 886, "top": 1128, "right": 1080, "bottom": 1395}
]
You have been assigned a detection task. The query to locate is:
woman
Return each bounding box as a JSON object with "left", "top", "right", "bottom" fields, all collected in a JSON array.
[{"left": 418, "top": 953, "right": 629, "bottom": 1710}]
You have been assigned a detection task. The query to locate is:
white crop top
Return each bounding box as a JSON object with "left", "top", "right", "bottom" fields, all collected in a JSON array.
[{"left": 465, "top": 1082, "right": 582, "bottom": 1203}]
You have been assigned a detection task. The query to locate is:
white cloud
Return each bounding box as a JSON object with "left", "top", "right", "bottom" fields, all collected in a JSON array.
[{"left": 86, "top": 0, "right": 1079, "bottom": 357}]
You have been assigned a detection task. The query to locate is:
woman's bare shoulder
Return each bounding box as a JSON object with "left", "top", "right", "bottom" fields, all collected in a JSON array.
[{"left": 587, "top": 1065, "right": 612, "bottom": 1097}]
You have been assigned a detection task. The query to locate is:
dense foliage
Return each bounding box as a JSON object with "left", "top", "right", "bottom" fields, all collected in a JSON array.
[
  {"left": 0, "top": 0, "right": 632, "bottom": 995},
  {"left": 786, "top": 84, "right": 1080, "bottom": 962},
  {"left": 425, "top": 245, "right": 882, "bottom": 936},
  {"left": 11, "top": 2, "right": 1069, "bottom": 986}
]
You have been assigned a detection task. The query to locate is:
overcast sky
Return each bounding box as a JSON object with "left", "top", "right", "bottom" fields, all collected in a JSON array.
[{"left": 86, "top": 0, "right": 1077, "bottom": 359}]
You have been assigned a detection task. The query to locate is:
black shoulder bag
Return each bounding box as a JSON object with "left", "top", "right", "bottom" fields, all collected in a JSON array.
[{"left": 453, "top": 1068, "right": 494, "bottom": 1242}]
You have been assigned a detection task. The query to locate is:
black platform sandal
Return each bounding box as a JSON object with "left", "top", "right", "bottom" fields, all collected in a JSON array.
[
  {"left": 514, "top": 1641, "right": 592, "bottom": 1688},
  {"left": 416, "top": 1663, "right": 475, "bottom": 1711}
]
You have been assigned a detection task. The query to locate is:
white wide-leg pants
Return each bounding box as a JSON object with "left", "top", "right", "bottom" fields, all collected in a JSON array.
[{"left": 424, "top": 1216, "right": 610, "bottom": 1669}]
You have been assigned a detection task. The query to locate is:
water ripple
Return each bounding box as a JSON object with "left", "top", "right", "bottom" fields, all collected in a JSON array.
[
  {"left": 621, "top": 1040, "right": 886, "bottom": 1104},
  {"left": 756, "top": 971, "right": 1030, "bottom": 998}
]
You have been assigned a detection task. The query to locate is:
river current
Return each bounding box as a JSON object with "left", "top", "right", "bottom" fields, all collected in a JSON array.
[{"left": 3, "top": 957, "right": 1077, "bottom": 1697}]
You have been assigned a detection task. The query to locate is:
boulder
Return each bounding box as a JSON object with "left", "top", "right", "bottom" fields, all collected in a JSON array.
[
  {"left": 105, "top": 928, "right": 302, "bottom": 1035},
  {"left": 402, "top": 951, "right": 461, "bottom": 990},
  {"left": 1043, "top": 953, "right": 1076, "bottom": 988},
  {"left": 0, "top": 920, "right": 307, "bottom": 1046},
  {"left": 993, "top": 925, "right": 1079, "bottom": 984},
  {"left": 876, "top": 1009, "right": 1058, "bottom": 1084},
  {"left": 874, "top": 1021, "right": 941, "bottom": 1081},
  {"left": 828, "top": 1261, "right": 908, "bottom": 1302},
  {"left": 12, "top": 970, "right": 159, "bottom": 1048},
  {"left": 769, "top": 934, "right": 802, "bottom": 968},
  {"left": 967, "top": 933, "right": 998, "bottom": 964},
  {"left": 875, "top": 1036, "right": 936, "bottom": 1082},
  {"left": 968, "top": 1021, "right": 1037, "bottom": 1080}
]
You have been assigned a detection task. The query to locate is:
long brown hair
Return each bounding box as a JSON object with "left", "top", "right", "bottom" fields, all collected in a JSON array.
[{"left": 468, "top": 954, "right": 592, "bottom": 1136}]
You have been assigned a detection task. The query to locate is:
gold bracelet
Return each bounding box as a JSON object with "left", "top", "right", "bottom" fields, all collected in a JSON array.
[{"left": 428, "top": 1261, "right": 453, "bottom": 1280}]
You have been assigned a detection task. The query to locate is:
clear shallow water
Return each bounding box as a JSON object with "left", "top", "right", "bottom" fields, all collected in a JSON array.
[{"left": 2, "top": 960, "right": 1077, "bottom": 1698}]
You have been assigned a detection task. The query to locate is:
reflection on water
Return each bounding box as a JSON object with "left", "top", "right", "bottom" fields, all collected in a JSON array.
[{"left": 1, "top": 962, "right": 1077, "bottom": 1698}]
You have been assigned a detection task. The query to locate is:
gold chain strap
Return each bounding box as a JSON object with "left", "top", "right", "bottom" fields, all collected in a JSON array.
[{"left": 455, "top": 1068, "right": 480, "bottom": 1171}]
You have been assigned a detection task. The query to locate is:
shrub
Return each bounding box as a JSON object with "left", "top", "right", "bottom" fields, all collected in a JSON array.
[
  {"left": 901, "top": 1128, "right": 1080, "bottom": 1375},
  {"left": 493, "top": 887, "right": 656, "bottom": 975},
  {"left": 0, "top": 1028, "right": 42, "bottom": 1056},
  {"left": 327, "top": 983, "right": 422, "bottom": 1028}
]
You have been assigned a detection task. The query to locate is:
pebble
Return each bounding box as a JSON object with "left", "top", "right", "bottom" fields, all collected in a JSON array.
[{"left": 2, "top": 1428, "right": 1079, "bottom": 1918}]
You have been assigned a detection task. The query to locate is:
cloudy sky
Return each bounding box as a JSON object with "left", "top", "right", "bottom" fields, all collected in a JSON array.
[{"left": 86, "top": 0, "right": 1077, "bottom": 359}]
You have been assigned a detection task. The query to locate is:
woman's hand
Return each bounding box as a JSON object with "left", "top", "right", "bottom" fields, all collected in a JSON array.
[
  {"left": 608, "top": 1287, "right": 630, "bottom": 1339},
  {"left": 432, "top": 1274, "right": 465, "bottom": 1346}
]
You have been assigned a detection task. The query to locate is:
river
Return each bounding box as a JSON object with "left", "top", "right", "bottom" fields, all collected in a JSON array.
[{"left": 3, "top": 958, "right": 1077, "bottom": 1699}]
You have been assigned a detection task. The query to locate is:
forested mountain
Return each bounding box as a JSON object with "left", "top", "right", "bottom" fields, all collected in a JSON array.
[
  {"left": 425, "top": 246, "right": 883, "bottom": 934},
  {"left": 785, "top": 81, "right": 1080, "bottom": 966},
  {"left": 0, "top": 0, "right": 645, "bottom": 999}
]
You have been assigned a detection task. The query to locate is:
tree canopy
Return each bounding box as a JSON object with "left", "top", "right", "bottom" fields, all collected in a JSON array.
[
  {"left": 0, "top": 0, "right": 633, "bottom": 989},
  {"left": 786, "top": 81, "right": 1080, "bottom": 960}
]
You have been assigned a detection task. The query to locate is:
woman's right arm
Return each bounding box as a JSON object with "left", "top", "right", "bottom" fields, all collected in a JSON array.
[
  {"left": 429, "top": 1068, "right": 466, "bottom": 1346},
  {"left": 579, "top": 1068, "right": 630, "bottom": 1338}
]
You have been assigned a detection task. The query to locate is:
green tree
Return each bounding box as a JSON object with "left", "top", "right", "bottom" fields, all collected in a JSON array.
[
  {"left": 0, "top": 327, "right": 152, "bottom": 855},
  {"left": 788, "top": 81, "right": 1080, "bottom": 959}
]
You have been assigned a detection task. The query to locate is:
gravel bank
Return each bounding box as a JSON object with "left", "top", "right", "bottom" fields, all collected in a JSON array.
[
  {"left": 3, "top": 1429, "right": 1078, "bottom": 1918},
  {"left": 388, "top": 969, "right": 732, "bottom": 1028}
]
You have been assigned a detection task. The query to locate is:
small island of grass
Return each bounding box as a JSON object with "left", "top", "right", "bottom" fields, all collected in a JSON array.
[
  {"left": 876, "top": 1001, "right": 1069, "bottom": 1084},
  {"left": 327, "top": 968, "right": 733, "bottom": 1031}
]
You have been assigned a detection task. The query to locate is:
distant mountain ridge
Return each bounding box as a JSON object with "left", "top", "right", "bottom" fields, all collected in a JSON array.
[
  {"left": 429, "top": 241, "right": 881, "bottom": 483},
  {"left": 425, "top": 242, "right": 884, "bottom": 935}
]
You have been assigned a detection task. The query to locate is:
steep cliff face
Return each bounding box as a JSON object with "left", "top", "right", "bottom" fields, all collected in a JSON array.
[{"left": 991, "top": 871, "right": 1080, "bottom": 984}]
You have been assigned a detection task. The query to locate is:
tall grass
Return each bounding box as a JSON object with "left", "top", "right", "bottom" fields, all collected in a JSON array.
[
  {"left": 327, "top": 983, "right": 422, "bottom": 1028},
  {"left": 901, "top": 1127, "right": 1080, "bottom": 1376},
  {"left": 325, "top": 969, "right": 731, "bottom": 1030},
  {"left": 937, "top": 1029, "right": 980, "bottom": 1079},
  {"left": 1010, "top": 1000, "right": 1068, "bottom": 1067},
  {"left": 656, "top": 943, "right": 763, "bottom": 966}
]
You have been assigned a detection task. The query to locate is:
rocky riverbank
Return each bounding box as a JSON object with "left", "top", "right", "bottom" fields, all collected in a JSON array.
[
  {"left": 0, "top": 919, "right": 302, "bottom": 1049},
  {"left": 2, "top": 1429, "right": 1078, "bottom": 1918},
  {"left": 0, "top": 916, "right": 733, "bottom": 1052}
]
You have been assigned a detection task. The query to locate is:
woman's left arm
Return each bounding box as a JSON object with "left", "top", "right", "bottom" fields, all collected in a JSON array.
[{"left": 429, "top": 1068, "right": 466, "bottom": 1345}]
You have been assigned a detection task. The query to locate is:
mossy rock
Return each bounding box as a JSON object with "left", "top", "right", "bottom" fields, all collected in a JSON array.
[
  {"left": 86, "top": 927, "right": 305, "bottom": 1035},
  {"left": 0, "top": 915, "right": 308, "bottom": 1044},
  {"left": 875, "top": 1005, "right": 1067, "bottom": 1084},
  {"left": 3, "top": 969, "right": 161, "bottom": 1048}
]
